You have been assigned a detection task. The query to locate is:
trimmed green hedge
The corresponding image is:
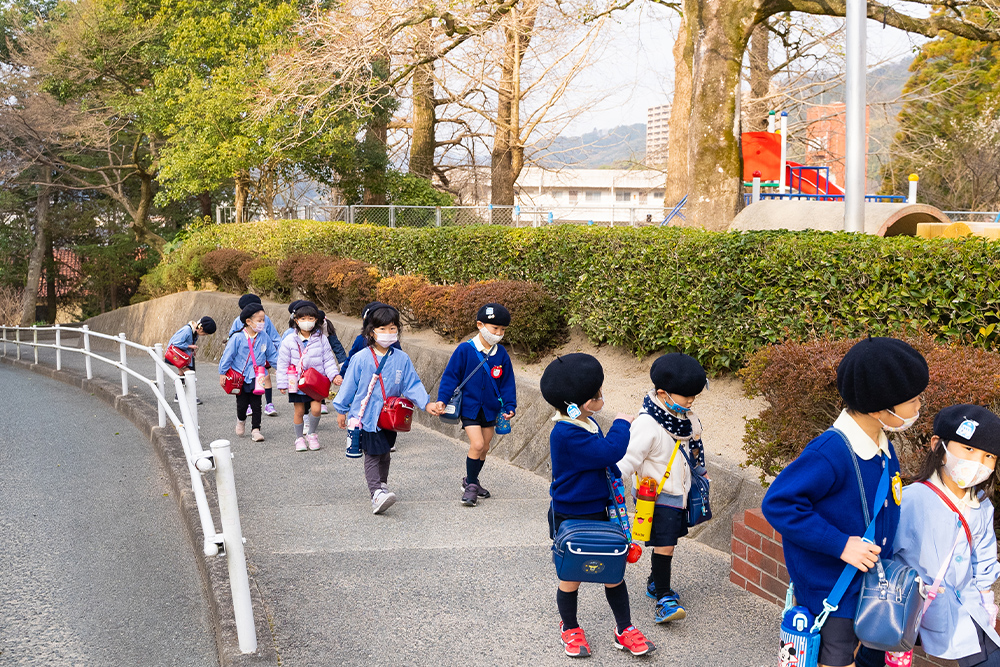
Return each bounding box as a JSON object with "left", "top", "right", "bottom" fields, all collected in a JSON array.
[{"left": 143, "top": 220, "right": 1000, "bottom": 371}]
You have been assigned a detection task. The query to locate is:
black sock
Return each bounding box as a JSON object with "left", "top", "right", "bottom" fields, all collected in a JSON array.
[
  {"left": 264, "top": 387, "right": 273, "bottom": 404},
  {"left": 466, "top": 457, "right": 485, "bottom": 485},
  {"left": 556, "top": 589, "right": 579, "bottom": 630},
  {"left": 604, "top": 582, "right": 632, "bottom": 633},
  {"left": 652, "top": 553, "right": 673, "bottom": 599}
]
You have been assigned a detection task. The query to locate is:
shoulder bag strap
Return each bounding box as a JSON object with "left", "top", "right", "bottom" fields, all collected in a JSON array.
[
  {"left": 920, "top": 480, "right": 974, "bottom": 547},
  {"left": 472, "top": 343, "right": 504, "bottom": 404},
  {"left": 456, "top": 340, "right": 494, "bottom": 395},
  {"left": 356, "top": 347, "right": 392, "bottom": 421},
  {"left": 244, "top": 332, "right": 258, "bottom": 376},
  {"left": 648, "top": 439, "right": 684, "bottom": 495},
  {"left": 371, "top": 347, "right": 392, "bottom": 401}
]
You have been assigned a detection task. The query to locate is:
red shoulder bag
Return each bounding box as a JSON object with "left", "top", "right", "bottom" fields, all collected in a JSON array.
[
  {"left": 165, "top": 345, "right": 192, "bottom": 369},
  {"left": 371, "top": 347, "right": 414, "bottom": 432},
  {"left": 295, "top": 337, "right": 332, "bottom": 401}
]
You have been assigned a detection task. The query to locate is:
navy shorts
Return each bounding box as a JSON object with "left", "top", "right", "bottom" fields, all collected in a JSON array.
[
  {"left": 461, "top": 408, "right": 496, "bottom": 430},
  {"left": 646, "top": 505, "right": 688, "bottom": 547},
  {"left": 819, "top": 617, "right": 858, "bottom": 667}
]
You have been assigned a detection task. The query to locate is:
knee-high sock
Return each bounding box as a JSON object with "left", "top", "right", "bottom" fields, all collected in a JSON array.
[
  {"left": 604, "top": 582, "right": 632, "bottom": 633},
  {"left": 557, "top": 589, "right": 579, "bottom": 631}
]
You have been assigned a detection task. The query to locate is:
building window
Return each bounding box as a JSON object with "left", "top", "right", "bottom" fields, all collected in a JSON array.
[
  {"left": 568, "top": 190, "right": 578, "bottom": 203},
  {"left": 638, "top": 192, "right": 648, "bottom": 204},
  {"left": 653, "top": 191, "right": 664, "bottom": 199},
  {"left": 615, "top": 191, "right": 631, "bottom": 202},
  {"left": 585, "top": 191, "right": 601, "bottom": 202},
  {"left": 551, "top": 191, "right": 561, "bottom": 200}
]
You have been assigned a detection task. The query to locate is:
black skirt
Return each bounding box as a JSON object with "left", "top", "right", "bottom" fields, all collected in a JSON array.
[{"left": 360, "top": 429, "right": 398, "bottom": 456}]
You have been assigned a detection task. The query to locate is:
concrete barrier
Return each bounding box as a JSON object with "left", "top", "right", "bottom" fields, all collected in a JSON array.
[{"left": 84, "top": 291, "right": 767, "bottom": 552}]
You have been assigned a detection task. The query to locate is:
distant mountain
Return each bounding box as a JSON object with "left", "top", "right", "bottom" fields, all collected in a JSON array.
[{"left": 533, "top": 124, "right": 646, "bottom": 168}]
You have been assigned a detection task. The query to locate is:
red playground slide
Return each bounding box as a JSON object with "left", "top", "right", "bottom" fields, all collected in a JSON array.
[{"left": 785, "top": 161, "right": 844, "bottom": 197}]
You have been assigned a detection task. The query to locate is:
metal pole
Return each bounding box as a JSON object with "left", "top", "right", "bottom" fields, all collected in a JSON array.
[
  {"left": 435, "top": 207, "right": 442, "bottom": 227},
  {"left": 154, "top": 343, "right": 166, "bottom": 429},
  {"left": 186, "top": 371, "right": 199, "bottom": 434},
  {"left": 33, "top": 327, "right": 38, "bottom": 365},
  {"left": 844, "top": 0, "right": 867, "bottom": 232},
  {"left": 2, "top": 326, "right": 6, "bottom": 357},
  {"left": 907, "top": 173, "right": 919, "bottom": 204},
  {"left": 119, "top": 333, "right": 129, "bottom": 396},
  {"left": 768, "top": 110, "right": 776, "bottom": 134},
  {"left": 55, "top": 324, "right": 61, "bottom": 371},
  {"left": 210, "top": 439, "right": 258, "bottom": 654},
  {"left": 752, "top": 172, "right": 762, "bottom": 203},
  {"left": 779, "top": 112, "right": 788, "bottom": 194},
  {"left": 82, "top": 325, "right": 92, "bottom": 379},
  {"left": 16, "top": 327, "right": 20, "bottom": 360},
  {"left": 389, "top": 205, "right": 395, "bottom": 228}
]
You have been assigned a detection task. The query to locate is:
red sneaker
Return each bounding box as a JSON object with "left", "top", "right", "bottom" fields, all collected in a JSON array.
[
  {"left": 559, "top": 622, "right": 591, "bottom": 658},
  {"left": 613, "top": 625, "right": 655, "bottom": 656}
]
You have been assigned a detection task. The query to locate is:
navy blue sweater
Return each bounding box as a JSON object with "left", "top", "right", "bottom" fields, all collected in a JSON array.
[
  {"left": 341, "top": 334, "right": 401, "bottom": 375},
  {"left": 761, "top": 429, "right": 900, "bottom": 617},
  {"left": 550, "top": 418, "right": 630, "bottom": 516},
  {"left": 436, "top": 340, "right": 517, "bottom": 420}
]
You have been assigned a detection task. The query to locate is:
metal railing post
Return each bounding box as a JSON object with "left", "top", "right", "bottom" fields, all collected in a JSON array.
[
  {"left": 33, "top": 326, "right": 38, "bottom": 365},
  {"left": 908, "top": 173, "right": 919, "bottom": 204},
  {"left": 82, "top": 325, "right": 92, "bottom": 379},
  {"left": 210, "top": 439, "right": 258, "bottom": 654},
  {"left": 55, "top": 323, "right": 61, "bottom": 370},
  {"left": 154, "top": 343, "right": 166, "bottom": 428},
  {"left": 389, "top": 205, "right": 395, "bottom": 228},
  {"left": 2, "top": 325, "right": 6, "bottom": 357},
  {"left": 119, "top": 332, "right": 129, "bottom": 396},
  {"left": 436, "top": 207, "right": 442, "bottom": 227},
  {"left": 16, "top": 327, "right": 20, "bottom": 360},
  {"left": 186, "top": 371, "right": 199, "bottom": 434}
]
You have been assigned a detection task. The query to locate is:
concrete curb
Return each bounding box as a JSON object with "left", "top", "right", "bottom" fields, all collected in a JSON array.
[
  {"left": 82, "top": 291, "right": 768, "bottom": 553},
  {"left": 0, "top": 355, "right": 279, "bottom": 667}
]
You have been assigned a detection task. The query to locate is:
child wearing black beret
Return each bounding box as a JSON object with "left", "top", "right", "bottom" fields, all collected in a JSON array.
[
  {"left": 434, "top": 303, "right": 517, "bottom": 506},
  {"left": 227, "top": 294, "right": 281, "bottom": 417},
  {"left": 857, "top": 404, "right": 1000, "bottom": 667},
  {"left": 616, "top": 353, "right": 709, "bottom": 625},
  {"left": 542, "top": 353, "right": 655, "bottom": 659},
  {"left": 763, "top": 337, "right": 928, "bottom": 667}
]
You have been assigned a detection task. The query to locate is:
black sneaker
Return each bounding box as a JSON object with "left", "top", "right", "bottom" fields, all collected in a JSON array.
[
  {"left": 461, "top": 483, "right": 480, "bottom": 506},
  {"left": 462, "top": 476, "right": 491, "bottom": 498}
]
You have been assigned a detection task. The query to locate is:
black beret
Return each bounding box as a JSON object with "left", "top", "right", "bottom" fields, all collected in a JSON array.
[
  {"left": 650, "top": 353, "right": 707, "bottom": 396},
  {"left": 476, "top": 303, "right": 511, "bottom": 327},
  {"left": 540, "top": 353, "right": 604, "bottom": 410},
  {"left": 238, "top": 294, "right": 262, "bottom": 309},
  {"left": 239, "top": 303, "right": 264, "bottom": 325},
  {"left": 361, "top": 301, "right": 389, "bottom": 323},
  {"left": 933, "top": 404, "right": 1000, "bottom": 457},
  {"left": 198, "top": 316, "right": 217, "bottom": 335},
  {"left": 836, "top": 337, "right": 929, "bottom": 413},
  {"left": 288, "top": 299, "right": 317, "bottom": 314}
]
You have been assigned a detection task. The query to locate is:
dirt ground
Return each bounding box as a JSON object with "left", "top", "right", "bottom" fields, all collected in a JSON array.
[{"left": 401, "top": 324, "right": 768, "bottom": 470}]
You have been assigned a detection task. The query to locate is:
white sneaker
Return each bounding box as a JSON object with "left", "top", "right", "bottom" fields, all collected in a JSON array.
[
  {"left": 235, "top": 420, "right": 246, "bottom": 436},
  {"left": 294, "top": 437, "right": 308, "bottom": 452},
  {"left": 372, "top": 489, "right": 397, "bottom": 514},
  {"left": 251, "top": 429, "right": 265, "bottom": 442},
  {"left": 306, "top": 433, "right": 321, "bottom": 451}
]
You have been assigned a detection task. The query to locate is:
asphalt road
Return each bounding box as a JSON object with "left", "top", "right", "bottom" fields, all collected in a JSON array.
[{"left": 0, "top": 364, "right": 217, "bottom": 666}]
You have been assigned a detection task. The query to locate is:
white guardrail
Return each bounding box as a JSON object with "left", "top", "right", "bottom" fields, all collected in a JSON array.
[{"left": 0, "top": 323, "right": 257, "bottom": 654}]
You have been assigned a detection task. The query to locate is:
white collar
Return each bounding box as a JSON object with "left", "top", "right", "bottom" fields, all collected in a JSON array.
[
  {"left": 930, "top": 471, "right": 979, "bottom": 509},
  {"left": 552, "top": 413, "right": 599, "bottom": 434},
  {"left": 470, "top": 335, "right": 497, "bottom": 356},
  {"left": 833, "top": 410, "right": 892, "bottom": 461}
]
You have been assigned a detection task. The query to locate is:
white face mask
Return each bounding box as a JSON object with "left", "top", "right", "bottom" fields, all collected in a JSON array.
[
  {"left": 375, "top": 332, "right": 398, "bottom": 347},
  {"left": 879, "top": 409, "right": 919, "bottom": 433},
  {"left": 943, "top": 450, "right": 993, "bottom": 489},
  {"left": 479, "top": 328, "right": 503, "bottom": 346},
  {"left": 251, "top": 321, "right": 266, "bottom": 333},
  {"left": 298, "top": 320, "right": 315, "bottom": 332}
]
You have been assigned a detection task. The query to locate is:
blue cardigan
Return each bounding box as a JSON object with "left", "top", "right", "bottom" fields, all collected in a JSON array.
[
  {"left": 332, "top": 346, "right": 429, "bottom": 432},
  {"left": 550, "top": 418, "right": 630, "bottom": 516},
  {"left": 218, "top": 330, "right": 278, "bottom": 378},
  {"left": 340, "top": 334, "right": 401, "bottom": 375},
  {"left": 762, "top": 429, "right": 901, "bottom": 617},
  {"left": 436, "top": 339, "right": 517, "bottom": 420},
  {"left": 228, "top": 314, "right": 280, "bottom": 352}
]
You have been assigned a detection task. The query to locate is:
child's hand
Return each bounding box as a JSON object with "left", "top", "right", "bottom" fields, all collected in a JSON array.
[
  {"left": 333, "top": 375, "right": 343, "bottom": 386},
  {"left": 219, "top": 375, "right": 226, "bottom": 388},
  {"left": 189, "top": 344, "right": 198, "bottom": 351},
  {"left": 337, "top": 413, "right": 347, "bottom": 429},
  {"left": 280, "top": 389, "right": 287, "bottom": 395},
  {"left": 982, "top": 590, "right": 998, "bottom": 626},
  {"left": 840, "top": 536, "right": 881, "bottom": 571},
  {"left": 426, "top": 403, "right": 443, "bottom": 416},
  {"left": 502, "top": 410, "right": 514, "bottom": 419},
  {"left": 614, "top": 412, "right": 635, "bottom": 424}
]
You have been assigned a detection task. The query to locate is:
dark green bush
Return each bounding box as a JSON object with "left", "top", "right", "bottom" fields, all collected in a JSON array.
[{"left": 145, "top": 221, "right": 1000, "bottom": 370}]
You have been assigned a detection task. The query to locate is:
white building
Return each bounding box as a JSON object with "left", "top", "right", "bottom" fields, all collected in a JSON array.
[
  {"left": 514, "top": 167, "right": 668, "bottom": 225},
  {"left": 646, "top": 105, "right": 670, "bottom": 166}
]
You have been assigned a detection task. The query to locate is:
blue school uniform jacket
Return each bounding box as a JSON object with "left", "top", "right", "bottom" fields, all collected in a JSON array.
[
  {"left": 340, "top": 334, "right": 401, "bottom": 374},
  {"left": 436, "top": 339, "right": 517, "bottom": 420},
  {"left": 228, "top": 314, "right": 280, "bottom": 351},
  {"left": 168, "top": 323, "right": 198, "bottom": 368},
  {"left": 762, "top": 414, "right": 901, "bottom": 618},
  {"left": 332, "top": 346, "right": 429, "bottom": 432},
  {"left": 893, "top": 477, "right": 1000, "bottom": 660},
  {"left": 549, "top": 417, "right": 630, "bottom": 516},
  {"left": 218, "top": 330, "right": 278, "bottom": 378}
]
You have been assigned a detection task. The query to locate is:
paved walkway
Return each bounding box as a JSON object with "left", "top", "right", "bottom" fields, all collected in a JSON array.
[
  {"left": 7, "top": 335, "right": 780, "bottom": 666},
  {"left": 0, "top": 364, "right": 217, "bottom": 666}
]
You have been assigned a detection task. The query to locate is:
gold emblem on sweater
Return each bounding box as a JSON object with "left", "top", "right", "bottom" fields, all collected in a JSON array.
[{"left": 892, "top": 472, "right": 903, "bottom": 506}]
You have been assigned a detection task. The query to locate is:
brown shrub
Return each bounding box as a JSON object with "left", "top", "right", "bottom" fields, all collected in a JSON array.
[
  {"left": 277, "top": 254, "right": 328, "bottom": 299},
  {"left": 200, "top": 249, "right": 254, "bottom": 293},
  {"left": 311, "top": 259, "right": 381, "bottom": 315},
  {"left": 237, "top": 259, "right": 270, "bottom": 285},
  {"left": 410, "top": 284, "right": 462, "bottom": 337},
  {"left": 740, "top": 335, "right": 1000, "bottom": 483},
  {"left": 376, "top": 274, "right": 430, "bottom": 326}
]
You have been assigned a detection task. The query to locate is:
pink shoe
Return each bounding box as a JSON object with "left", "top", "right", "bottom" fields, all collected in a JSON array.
[
  {"left": 294, "top": 437, "right": 307, "bottom": 452},
  {"left": 235, "top": 420, "right": 246, "bottom": 436},
  {"left": 306, "top": 433, "right": 321, "bottom": 450}
]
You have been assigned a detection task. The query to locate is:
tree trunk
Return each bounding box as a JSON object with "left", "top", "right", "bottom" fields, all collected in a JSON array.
[
  {"left": 197, "top": 191, "right": 212, "bottom": 218},
  {"left": 683, "top": 0, "right": 753, "bottom": 231},
  {"left": 132, "top": 168, "right": 161, "bottom": 250},
  {"left": 409, "top": 25, "right": 436, "bottom": 180},
  {"left": 234, "top": 171, "right": 251, "bottom": 224},
  {"left": 45, "top": 235, "right": 56, "bottom": 324},
  {"left": 665, "top": 15, "right": 693, "bottom": 208},
  {"left": 19, "top": 170, "right": 50, "bottom": 327},
  {"left": 746, "top": 21, "right": 771, "bottom": 132}
]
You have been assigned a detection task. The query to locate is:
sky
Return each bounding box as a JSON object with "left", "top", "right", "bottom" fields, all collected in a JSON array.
[{"left": 558, "top": 3, "right": 932, "bottom": 135}]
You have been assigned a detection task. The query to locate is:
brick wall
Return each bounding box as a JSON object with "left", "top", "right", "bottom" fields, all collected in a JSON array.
[{"left": 730, "top": 508, "right": 956, "bottom": 667}]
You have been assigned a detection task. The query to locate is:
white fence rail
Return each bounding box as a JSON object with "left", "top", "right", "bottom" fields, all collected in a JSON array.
[{"left": 0, "top": 324, "right": 257, "bottom": 654}]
